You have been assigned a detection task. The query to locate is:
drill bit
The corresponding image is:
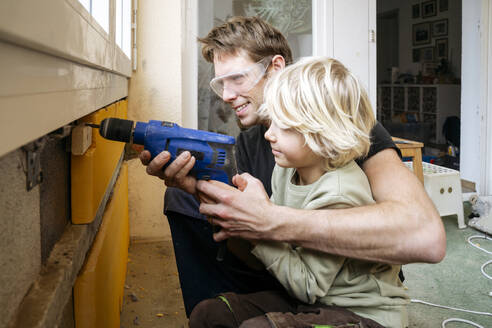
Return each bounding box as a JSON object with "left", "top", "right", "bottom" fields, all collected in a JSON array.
[{"left": 85, "top": 123, "right": 100, "bottom": 129}]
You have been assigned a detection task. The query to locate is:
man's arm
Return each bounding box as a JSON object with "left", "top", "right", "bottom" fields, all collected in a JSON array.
[
  {"left": 197, "top": 149, "right": 446, "bottom": 265},
  {"left": 358, "top": 149, "right": 446, "bottom": 263}
]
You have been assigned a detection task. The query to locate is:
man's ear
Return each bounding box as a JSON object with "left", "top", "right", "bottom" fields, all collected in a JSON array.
[{"left": 271, "top": 55, "right": 286, "bottom": 72}]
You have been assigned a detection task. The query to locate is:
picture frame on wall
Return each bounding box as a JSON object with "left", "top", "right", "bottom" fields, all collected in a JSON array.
[
  {"left": 422, "top": 0, "right": 437, "bottom": 18},
  {"left": 421, "top": 47, "right": 435, "bottom": 62},
  {"left": 412, "top": 4, "right": 420, "bottom": 19},
  {"left": 440, "top": 0, "right": 449, "bottom": 12},
  {"left": 413, "top": 22, "right": 431, "bottom": 46},
  {"left": 435, "top": 38, "right": 448, "bottom": 60},
  {"left": 420, "top": 47, "right": 434, "bottom": 62},
  {"left": 432, "top": 19, "right": 448, "bottom": 37}
]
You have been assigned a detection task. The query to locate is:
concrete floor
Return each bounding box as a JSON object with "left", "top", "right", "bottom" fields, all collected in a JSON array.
[
  {"left": 121, "top": 240, "right": 188, "bottom": 328},
  {"left": 121, "top": 213, "right": 492, "bottom": 328}
]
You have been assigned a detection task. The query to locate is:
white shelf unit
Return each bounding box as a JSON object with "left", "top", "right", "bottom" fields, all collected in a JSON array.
[{"left": 377, "top": 84, "right": 461, "bottom": 144}]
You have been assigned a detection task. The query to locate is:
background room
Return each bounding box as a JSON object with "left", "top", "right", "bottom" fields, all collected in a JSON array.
[{"left": 377, "top": 0, "right": 462, "bottom": 171}]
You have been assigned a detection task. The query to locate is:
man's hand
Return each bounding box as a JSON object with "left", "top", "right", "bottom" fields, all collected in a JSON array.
[
  {"left": 139, "top": 150, "right": 197, "bottom": 194},
  {"left": 197, "top": 173, "right": 278, "bottom": 242}
]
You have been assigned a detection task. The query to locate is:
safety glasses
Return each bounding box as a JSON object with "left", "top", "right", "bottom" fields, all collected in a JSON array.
[{"left": 209, "top": 56, "right": 273, "bottom": 99}]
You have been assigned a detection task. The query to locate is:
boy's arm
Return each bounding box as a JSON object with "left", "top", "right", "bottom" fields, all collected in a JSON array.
[
  {"left": 252, "top": 240, "right": 345, "bottom": 304},
  {"left": 197, "top": 149, "right": 446, "bottom": 265}
]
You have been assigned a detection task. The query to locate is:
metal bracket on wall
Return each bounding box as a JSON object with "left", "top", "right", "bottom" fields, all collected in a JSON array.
[
  {"left": 22, "top": 125, "right": 72, "bottom": 191},
  {"left": 23, "top": 137, "right": 47, "bottom": 191}
]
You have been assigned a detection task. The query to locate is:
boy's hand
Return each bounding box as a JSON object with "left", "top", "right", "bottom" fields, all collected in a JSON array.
[{"left": 198, "top": 179, "right": 236, "bottom": 204}]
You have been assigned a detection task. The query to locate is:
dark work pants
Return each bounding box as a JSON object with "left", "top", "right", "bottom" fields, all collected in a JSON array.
[
  {"left": 188, "top": 290, "right": 386, "bottom": 328},
  {"left": 167, "top": 210, "right": 404, "bottom": 317},
  {"left": 166, "top": 211, "right": 283, "bottom": 317}
]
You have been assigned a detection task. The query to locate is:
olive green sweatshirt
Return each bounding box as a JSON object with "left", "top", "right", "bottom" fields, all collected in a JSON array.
[{"left": 251, "top": 161, "right": 409, "bottom": 328}]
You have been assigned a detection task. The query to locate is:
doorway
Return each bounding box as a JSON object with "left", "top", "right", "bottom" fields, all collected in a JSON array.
[
  {"left": 377, "top": 9, "right": 399, "bottom": 84},
  {"left": 376, "top": 0, "right": 462, "bottom": 171}
]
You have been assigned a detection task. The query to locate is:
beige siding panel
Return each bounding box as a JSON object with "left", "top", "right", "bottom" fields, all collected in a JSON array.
[{"left": 0, "top": 41, "right": 127, "bottom": 157}]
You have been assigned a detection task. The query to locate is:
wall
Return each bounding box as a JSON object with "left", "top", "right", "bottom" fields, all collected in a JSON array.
[
  {"left": 40, "top": 137, "right": 71, "bottom": 264},
  {"left": 0, "top": 150, "right": 41, "bottom": 328},
  {"left": 0, "top": 0, "right": 130, "bottom": 326},
  {"left": 127, "top": 0, "right": 183, "bottom": 241},
  {"left": 378, "top": 0, "right": 462, "bottom": 82},
  {"left": 460, "top": 0, "right": 481, "bottom": 188}
]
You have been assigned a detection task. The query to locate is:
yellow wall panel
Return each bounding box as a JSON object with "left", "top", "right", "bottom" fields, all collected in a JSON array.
[
  {"left": 71, "top": 99, "right": 127, "bottom": 224},
  {"left": 74, "top": 163, "right": 129, "bottom": 328}
]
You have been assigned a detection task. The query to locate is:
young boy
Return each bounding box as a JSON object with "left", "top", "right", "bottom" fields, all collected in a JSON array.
[{"left": 189, "top": 57, "right": 409, "bottom": 328}]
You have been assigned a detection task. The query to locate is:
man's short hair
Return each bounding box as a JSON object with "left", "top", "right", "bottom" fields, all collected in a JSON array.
[
  {"left": 198, "top": 16, "right": 293, "bottom": 65},
  {"left": 261, "top": 57, "right": 375, "bottom": 170}
]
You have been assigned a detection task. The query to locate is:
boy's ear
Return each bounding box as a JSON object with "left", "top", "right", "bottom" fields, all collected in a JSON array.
[{"left": 271, "top": 55, "right": 286, "bottom": 72}]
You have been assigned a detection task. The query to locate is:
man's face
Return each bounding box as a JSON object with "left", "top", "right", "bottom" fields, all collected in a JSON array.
[{"left": 213, "top": 53, "right": 270, "bottom": 128}]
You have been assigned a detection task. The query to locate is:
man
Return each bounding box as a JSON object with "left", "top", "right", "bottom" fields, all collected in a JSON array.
[{"left": 140, "top": 16, "right": 446, "bottom": 318}]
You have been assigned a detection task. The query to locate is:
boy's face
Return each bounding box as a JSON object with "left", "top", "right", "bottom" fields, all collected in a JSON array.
[
  {"left": 213, "top": 52, "right": 270, "bottom": 127},
  {"left": 264, "top": 121, "right": 324, "bottom": 183}
]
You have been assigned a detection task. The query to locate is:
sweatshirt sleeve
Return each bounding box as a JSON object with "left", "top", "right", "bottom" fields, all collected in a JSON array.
[{"left": 251, "top": 241, "right": 345, "bottom": 304}]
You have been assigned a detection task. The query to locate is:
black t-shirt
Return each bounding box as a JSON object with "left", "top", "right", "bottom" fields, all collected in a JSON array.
[{"left": 164, "top": 122, "right": 399, "bottom": 218}]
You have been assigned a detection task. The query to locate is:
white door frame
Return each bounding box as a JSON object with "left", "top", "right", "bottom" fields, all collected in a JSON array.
[
  {"left": 312, "top": 0, "right": 377, "bottom": 112},
  {"left": 313, "top": 0, "right": 334, "bottom": 56},
  {"left": 480, "top": 0, "right": 492, "bottom": 196},
  {"left": 182, "top": 0, "right": 198, "bottom": 129}
]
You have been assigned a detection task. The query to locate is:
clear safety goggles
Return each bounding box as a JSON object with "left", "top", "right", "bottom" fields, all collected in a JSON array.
[{"left": 209, "top": 56, "right": 273, "bottom": 99}]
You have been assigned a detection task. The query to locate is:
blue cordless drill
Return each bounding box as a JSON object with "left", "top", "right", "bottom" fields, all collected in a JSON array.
[
  {"left": 92, "top": 118, "right": 237, "bottom": 185},
  {"left": 89, "top": 117, "right": 237, "bottom": 261}
]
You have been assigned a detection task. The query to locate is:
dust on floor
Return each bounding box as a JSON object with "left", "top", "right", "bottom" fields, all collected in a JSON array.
[{"left": 121, "top": 240, "right": 188, "bottom": 328}]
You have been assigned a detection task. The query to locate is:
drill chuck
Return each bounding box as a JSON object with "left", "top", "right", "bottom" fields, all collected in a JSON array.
[{"left": 99, "top": 118, "right": 134, "bottom": 143}]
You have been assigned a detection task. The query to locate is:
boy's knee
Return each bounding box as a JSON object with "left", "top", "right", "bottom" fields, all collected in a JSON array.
[{"left": 189, "top": 297, "right": 236, "bottom": 328}]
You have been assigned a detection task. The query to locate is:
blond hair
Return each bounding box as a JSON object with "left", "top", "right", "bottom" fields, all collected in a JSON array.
[
  {"left": 261, "top": 57, "right": 375, "bottom": 170},
  {"left": 198, "top": 16, "right": 293, "bottom": 65}
]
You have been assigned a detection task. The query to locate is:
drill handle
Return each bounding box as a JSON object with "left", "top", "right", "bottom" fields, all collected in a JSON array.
[{"left": 195, "top": 170, "right": 229, "bottom": 185}]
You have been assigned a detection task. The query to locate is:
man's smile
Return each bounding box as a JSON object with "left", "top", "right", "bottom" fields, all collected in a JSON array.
[{"left": 234, "top": 102, "right": 250, "bottom": 114}]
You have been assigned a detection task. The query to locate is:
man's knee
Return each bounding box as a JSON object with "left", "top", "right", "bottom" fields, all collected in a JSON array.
[
  {"left": 239, "top": 315, "right": 271, "bottom": 328},
  {"left": 189, "top": 297, "right": 236, "bottom": 328}
]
